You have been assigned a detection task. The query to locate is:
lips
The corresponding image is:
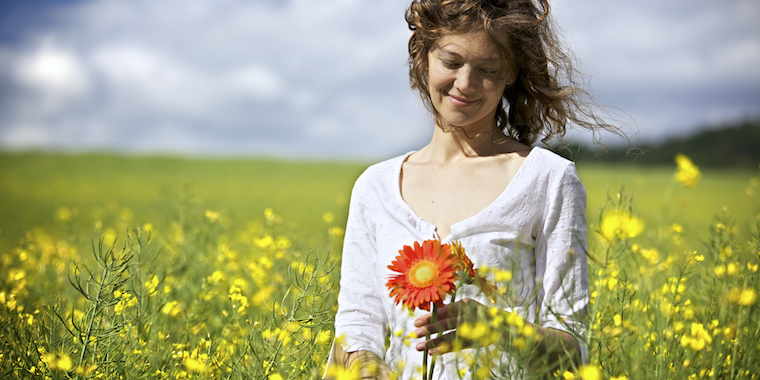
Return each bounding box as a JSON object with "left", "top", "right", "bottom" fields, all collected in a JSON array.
[{"left": 448, "top": 94, "right": 477, "bottom": 107}]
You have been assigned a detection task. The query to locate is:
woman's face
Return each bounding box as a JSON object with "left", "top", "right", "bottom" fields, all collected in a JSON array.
[{"left": 427, "top": 29, "right": 515, "bottom": 130}]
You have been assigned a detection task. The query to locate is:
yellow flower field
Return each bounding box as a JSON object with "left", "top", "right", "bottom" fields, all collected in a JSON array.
[{"left": 0, "top": 153, "right": 758, "bottom": 379}]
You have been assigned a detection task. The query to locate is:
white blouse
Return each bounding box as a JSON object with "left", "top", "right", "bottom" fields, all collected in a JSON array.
[{"left": 334, "top": 147, "right": 589, "bottom": 379}]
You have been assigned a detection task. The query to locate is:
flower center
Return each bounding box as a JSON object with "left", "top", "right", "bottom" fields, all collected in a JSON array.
[{"left": 408, "top": 260, "right": 439, "bottom": 288}]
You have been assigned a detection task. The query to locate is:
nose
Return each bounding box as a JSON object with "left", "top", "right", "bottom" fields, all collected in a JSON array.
[{"left": 454, "top": 66, "right": 477, "bottom": 94}]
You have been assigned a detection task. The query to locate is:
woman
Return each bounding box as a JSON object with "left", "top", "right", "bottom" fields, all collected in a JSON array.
[{"left": 330, "top": 0, "right": 617, "bottom": 378}]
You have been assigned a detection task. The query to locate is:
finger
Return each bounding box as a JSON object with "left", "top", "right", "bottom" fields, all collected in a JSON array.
[
  {"left": 413, "top": 298, "right": 475, "bottom": 327},
  {"left": 413, "top": 312, "right": 431, "bottom": 328},
  {"left": 433, "top": 298, "right": 477, "bottom": 320},
  {"left": 416, "top": 302, "right": 485, "bottom": 337},
  {"left": 415, "top": 331, "right": 470, "bottom": 354},
  {"left": 412, "top": 316, "right": 458, "bottom": 337}
]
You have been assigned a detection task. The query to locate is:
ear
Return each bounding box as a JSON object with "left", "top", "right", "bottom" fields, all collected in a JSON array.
[{"left": 502, "top": 66, "right": 519, "bottom": 87}]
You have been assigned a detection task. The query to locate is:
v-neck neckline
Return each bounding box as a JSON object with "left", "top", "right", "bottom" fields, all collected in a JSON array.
[{"left": 394, "top": 146, "right": 538, "bottom": 242}]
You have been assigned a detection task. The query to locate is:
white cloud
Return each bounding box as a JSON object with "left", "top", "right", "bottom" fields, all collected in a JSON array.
[
  {"left": 15, "top": 40, "right": 90, "bottom": 95},
  {"left": 553, "top": 0, "right": 760, "bottom": 141},
  {"left": 91, "top": 44, "right": 225, "bottom": 116},
  {"left": 227, "top": 65, "right": 283, "bottom": 101},
  {"left": 0, "top": 0, "right": 758, "bottom": 156},
  {"left": 1, "top": 124, "right": 53, "bottom": 147}
]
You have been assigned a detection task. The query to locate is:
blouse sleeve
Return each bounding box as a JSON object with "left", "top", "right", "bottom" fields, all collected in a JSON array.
[
  {"left": 534, "top": 162, "right": 590, "bottom": 358},
  {"left": 333, "top": 174, "right": 389, "bottom": 359}
]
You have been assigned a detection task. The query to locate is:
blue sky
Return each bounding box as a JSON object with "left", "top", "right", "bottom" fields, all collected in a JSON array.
[{"left": 0, "top": 0, "right": 758, "bottom": 159}]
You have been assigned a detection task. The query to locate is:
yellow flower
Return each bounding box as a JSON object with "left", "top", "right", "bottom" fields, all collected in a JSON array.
[
  {"left": 184, "top": 357, "right": 206, "bottom": 373},
  {"left": 577, "top": 364, "right": 601, "bottom": 380},
  {"left": 43, "top": 352, "right": 57, "bottom": 369},
  {"left": 114, "top": 301, "right": 126, "bottom": 315},
  {"left": 57, "top": 353, "right": 73, "bottom": 371},
  {"left": 328, "top": 226, "right": 345, "bottom": 236},
  {"left": 638, "top": 247, "right": 660, "bottom": 265},
  {"left": 600, "top": 211, "right": 644, "bottom": 241},
  {"left": 728, "top": 287, "right": 757, "bottom": 306},
  {"left": 506, "top": 313, "right": 525, "bottom": 328},
  {"left": 316, "top": 330, "right": 331, "bottom": 344},
  {"left": 255, "top": 235, "right": 273, "bottom": 248},
  {"left": 674, "top": 153, "right": 701, "bottom": 188},
  {"left": 680, "top": 323, "right": 712, "bottom": 351},
  {"left": 459, "top": 322, "right": 483, "bottom": 340},
  {"left": 275, "top": 236, "right": 291, "bottom": 249},
  {"left": 56, "top": 207, "right": 72, "bottom": 221},
  {"left": 161, "top": 301, "right": 182, "bottom": 316},
  {"left": 521, "top": 325, "right": 535, "bottom": 337},
  {"left": 494, "top": 269, "right": 512, "bottom": 282},
  {"left": 205, "top": 210, "right": 220, "bottom": 223},
  {"left": 324, "top": 363, "right": 361, "bottom": 380},
  {"left": 145, "top": 275, "right": 159, "bottom": 295}
]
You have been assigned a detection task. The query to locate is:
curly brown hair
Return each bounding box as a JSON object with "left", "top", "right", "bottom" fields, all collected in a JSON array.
[{"left": 406, "top": 0, "right": 619, "bottom": 145}]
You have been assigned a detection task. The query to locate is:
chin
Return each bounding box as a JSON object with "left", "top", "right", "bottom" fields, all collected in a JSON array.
[{"left": 439, "top": 114, "right": 487, "bottom": 129}]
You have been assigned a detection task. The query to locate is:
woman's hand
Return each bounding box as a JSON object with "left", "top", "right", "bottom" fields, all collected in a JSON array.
[
  {"left": 412, "top": 299, "right": 583, "bottom": 371},
  {"left": 412, "top": 298, "right": 488, "bottom": 354},
  {"left": 325, "top": 343, "right": 391, "bottom": 380},
  {"left": 345, "top": 351, "right": 392, "bottom": 380}
]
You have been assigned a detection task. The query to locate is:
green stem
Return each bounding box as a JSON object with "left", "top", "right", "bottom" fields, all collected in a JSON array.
[
  {"left": 428, "top": 288, "right": 458, "bottom": 379},
  {"left": 422, "top": 334, "right": 428, "bottom": 380},
  {"left": 428, "top": 303, "right": 439, "bottom": 380},
  {"left": 80, "top": 267, "right": 110, "bottom": 367}
]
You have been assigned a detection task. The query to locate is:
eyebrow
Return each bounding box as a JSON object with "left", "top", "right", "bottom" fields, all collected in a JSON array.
[{"left": 437, "top": 47, "right": 502, "bottom": 63}]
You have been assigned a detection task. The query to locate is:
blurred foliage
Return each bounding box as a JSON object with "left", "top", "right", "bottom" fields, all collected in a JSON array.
[
  {"left": 0, "top": 151, "right": 759, "bottom": 378},
  {"left": 557, "top": 119, "right": 760, "bottom": 168}
]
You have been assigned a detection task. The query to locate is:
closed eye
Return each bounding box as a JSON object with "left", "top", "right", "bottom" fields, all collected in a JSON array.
[{"left": 442, "top": 60, "right": 460, "bottom": 69}]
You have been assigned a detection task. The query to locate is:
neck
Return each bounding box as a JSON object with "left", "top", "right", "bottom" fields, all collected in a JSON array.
[{"left": 420, "top": 120, "right": 511, "bottom": 163}]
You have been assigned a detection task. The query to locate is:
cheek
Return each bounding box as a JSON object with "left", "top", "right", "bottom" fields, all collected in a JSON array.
[
  {"left": 484, "top": 79, "right": 508, "bottom": 100},
  {"left": 428, "top": 67, "right": 448, "bottom": 90},
  {"left": 483, "top": 78, "right": 506, "bottom": 93}
]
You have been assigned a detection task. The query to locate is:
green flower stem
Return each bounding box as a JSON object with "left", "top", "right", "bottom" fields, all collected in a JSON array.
[
  {"left": 429, "top": 287, "right": 458, "bottom": 379},
  {"left": 422, "top": 330, "right": 429, "bottom": 380},
  {"left": 428, "top": 303, "right": 439, "bottom": 380}
]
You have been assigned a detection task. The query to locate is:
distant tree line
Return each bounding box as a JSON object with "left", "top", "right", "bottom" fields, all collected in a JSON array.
[{"left": 554, "top": 119, "right": 760, "bottom": 168}]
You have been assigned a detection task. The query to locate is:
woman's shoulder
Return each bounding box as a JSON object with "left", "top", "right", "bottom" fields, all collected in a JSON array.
[
  {"left": 517, "top": 147, "right": 585, "bottom": 199},
  {"left": 351, "top": 151, "right": 414, "bottom": 193},
  {"left": 524, "top": 146, "right": 579, "bottom": 178},
  {"left": 364, "top": 151, "right": 414, "bottom": 174},
  {"left": 529, "top": 146, "right": 575, "bottom": 167}
]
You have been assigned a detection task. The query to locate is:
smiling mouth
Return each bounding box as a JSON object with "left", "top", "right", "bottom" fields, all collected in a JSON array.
[{"left": 448, "top": 95, "right": 477, "bottom": 107}]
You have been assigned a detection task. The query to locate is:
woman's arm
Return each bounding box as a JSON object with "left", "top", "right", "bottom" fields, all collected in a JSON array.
[
  {"left": 325, "top": 342, "right": 392, "bottom": 380},
  {"left": 330, "top": 172, "right": 391, "bottom": 376}
]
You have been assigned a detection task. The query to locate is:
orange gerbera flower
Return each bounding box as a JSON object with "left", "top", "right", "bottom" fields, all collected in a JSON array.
[
  {"left": 451, "top": 241, "right": 498, "bottom": 304},
  {"left": 451, "top": 241, "right": 475, "bottom": 279},
  {"left": 386, "top": 240, "right": 457, "bottom": 311}
]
